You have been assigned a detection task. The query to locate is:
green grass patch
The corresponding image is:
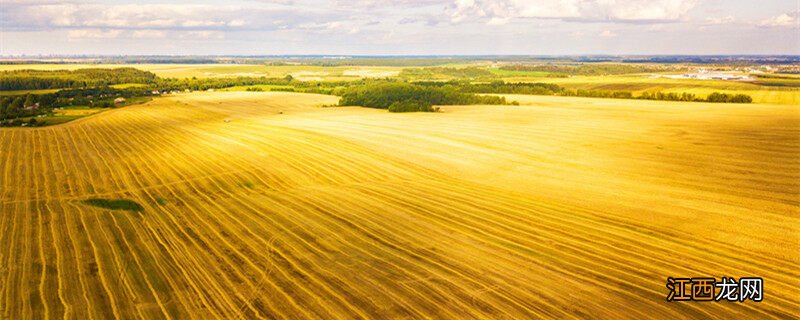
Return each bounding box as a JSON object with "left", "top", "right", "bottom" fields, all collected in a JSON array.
[
  {"left": 36, "top": 115, "right": 83, "bottom": 126},
  {"left": 0, "top": 89, "right": 61, "bottom": 96},
  {"left": 82, "top": 198, "right": 144, "bottom": 213}
]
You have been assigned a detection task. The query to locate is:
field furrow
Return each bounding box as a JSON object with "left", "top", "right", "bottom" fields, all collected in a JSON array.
[{"left": 1, "top": 92, "right": 797, "bottom": 319}]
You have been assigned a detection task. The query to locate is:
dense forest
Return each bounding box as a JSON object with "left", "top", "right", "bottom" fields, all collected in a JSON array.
[{"left": 0, "top": 68, "right": 157, "bottom": 90}]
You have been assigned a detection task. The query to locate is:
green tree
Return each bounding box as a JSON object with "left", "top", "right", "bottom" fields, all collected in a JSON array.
[
  {"left": 24, "top": 94, "right": 36, "bottom": 107},
  {"left": 10, "top": 96, "right": 24, "bottom": 109}
]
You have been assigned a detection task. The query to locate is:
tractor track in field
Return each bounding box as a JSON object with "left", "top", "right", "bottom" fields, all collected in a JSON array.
[{"left": 1, "top": 92, "right": 798, "bottom": 319}]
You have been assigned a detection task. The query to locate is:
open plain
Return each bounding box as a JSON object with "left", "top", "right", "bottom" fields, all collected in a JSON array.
[{"left": 1, "top": 92, "right": 798, "bottom": 319}]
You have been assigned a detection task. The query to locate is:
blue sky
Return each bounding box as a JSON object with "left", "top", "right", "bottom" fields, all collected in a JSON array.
[{"left": 1, "top": 0, "right": 798, "bottom": 56}]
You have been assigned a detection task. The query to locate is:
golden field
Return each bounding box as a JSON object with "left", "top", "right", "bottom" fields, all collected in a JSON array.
[
  {"left": 0, "top": 64, "right": 401, "bottom": 80},
  {"left": 503, "top": 74, "right": 800, "bottom": 105},
  {"left": 1, "top": 92, "right": 798, "bottom": 318}
]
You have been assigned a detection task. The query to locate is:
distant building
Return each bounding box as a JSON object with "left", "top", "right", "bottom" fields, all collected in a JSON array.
[{"left": 114, "top": 97, "right": 126, "bottom": 104}]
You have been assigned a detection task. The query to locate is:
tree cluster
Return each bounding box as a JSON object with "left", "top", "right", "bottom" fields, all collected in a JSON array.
[
  {"left": 338, "top": 81, "right": 507, "bottom": 111},
  {"left": 0, "top": 68, "right": 157, "bottom": 90},
  {"left": 388, "top": 100, "right": 438, "bottom": 113},
  {"left": 637, "top": 91, "right": 698, "bottom": 101},
  {"left": 560, "top": 89, "right": 634, "bottom": 99},
  {"left": 706, "top": 92, "right": 753, "bottom": 103},
  {"left": 1, "top": 87, "right": 153, "bottom": 123}
]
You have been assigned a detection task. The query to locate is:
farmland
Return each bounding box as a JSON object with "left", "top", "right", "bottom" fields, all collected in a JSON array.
[
  {"left": 3, "top": 62, "right": 798, "bottom": 104},
  {"left": 502, "top": 74, "right": 800, "bottom": 105},
  {"left": 0, "top": 64, "right": 402, "bottom": 81},
  {"left": 1, "top": 91, "right": 798, "bottom": 318}
]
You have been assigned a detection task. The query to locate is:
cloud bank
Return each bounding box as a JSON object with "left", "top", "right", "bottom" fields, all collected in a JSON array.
[{"left": 0, "top": 0, "right": 796, "bottom": 55}]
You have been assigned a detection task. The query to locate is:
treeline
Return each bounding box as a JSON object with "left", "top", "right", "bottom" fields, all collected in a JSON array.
[
  {"left": 416, "top": 80, "right": 562, "bottom": 95},
  {"left": 560, "top": 89, "right": 751, "bottom": 103},
  {"left": 245, "top": 86, "right": 339, "bottom": 95},
  {"left": 338, "top": 81, "right": 507, "bottom": 112},
  {"left": 154, "top": 75, "right": 349, "bottom": 93},
  {"left": 560, "top": 89, "right": 634, "bottom": 99},
  {"left": 705, "top": 92, "right": 753, "bottom": 103},
  {"left": 0, "top": 68, "right": 157, "bottom": 90},
  {"left": 400, "top": 67, "right": 495, "bottom": 79},
  {"left": 499, "top": 64, "right": 663, "bottom": 76},
  {"left": 155, "top": 77, "right": 285, "bottom": 91}
]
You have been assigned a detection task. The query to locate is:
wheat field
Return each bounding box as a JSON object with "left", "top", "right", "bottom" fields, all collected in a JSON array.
[
  {"left": 1, "top": 92, "right": 798, "bottom": 319},
  {"left": 0, "top": 64, "right": 401, "bottom": 80},
  {"left": 502, "top": 75, "right": 800, "bottom": 105}
]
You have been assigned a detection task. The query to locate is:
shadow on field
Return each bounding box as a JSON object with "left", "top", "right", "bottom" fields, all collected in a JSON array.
[{"left": 82, "top": 198, "right": 144, "bottom": 213}]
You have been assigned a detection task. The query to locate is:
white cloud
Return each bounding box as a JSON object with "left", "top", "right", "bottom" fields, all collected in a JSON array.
[
  {"left": 335, "top": 0, "right": 446, "bottom": 8},
  {"left": 1, "top": 0, "right": 797, "bottom": 55},
  {"left": 228, "top": 19, "right": 246, "bottom": 27},
  {"left": 1, "top": 2, "right": 337, "bottom": 32},
  {"left": 293, "top": 19, "right": 374, "bottom": 35},
  {"left": 758, "top": 11, "right": 798, "bottom": 28},
  {"left": 398, "top": 15, "right": 444, "bottom": 26},
  {"left": 446, "top": 0, "right": 698, "bottom": 25},
  {"left": 704, "top": 15, "right": 735, "bottom": 25},
  {"left": 131, "top": 30, "right": 167, "bottom": 39},
  {"left": 67, "top": 29, "right": 124, "bottom": 40},
  {"left": 181, "top": 31, "right": 225, "bottom": 40}
]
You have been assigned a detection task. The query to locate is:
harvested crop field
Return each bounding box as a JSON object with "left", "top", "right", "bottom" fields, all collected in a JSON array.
[{"left": 1, "top": 92, "right": 798, "bottom": 319}]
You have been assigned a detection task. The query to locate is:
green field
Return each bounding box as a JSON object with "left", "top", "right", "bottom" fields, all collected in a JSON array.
[
  {"left": 36, "top": 106, "right": 107, "bottom": 125},
  {"left": 0, "top": 89, "right": 62, "bottom": 96}
]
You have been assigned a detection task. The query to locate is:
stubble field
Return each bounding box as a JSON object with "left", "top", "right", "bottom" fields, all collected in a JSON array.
[
  {"left": 1, "top": 92, "right": 798, "bottom": 319},
  {"left": 0, "top": 64, "right": 401, "bottom": 81}
]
